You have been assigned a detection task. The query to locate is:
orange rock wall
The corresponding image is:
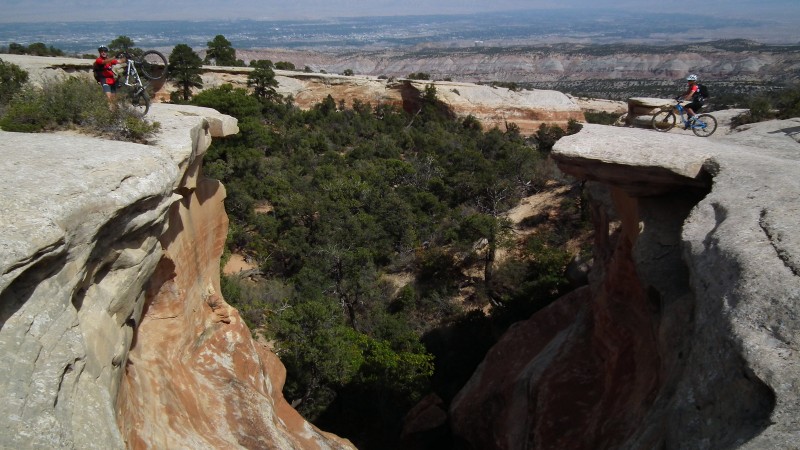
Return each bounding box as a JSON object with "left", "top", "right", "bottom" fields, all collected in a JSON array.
[
  {"left": 450, "top": 186, "right": 663, "bottom": 449},
  {"left": 117, "top": 174, "right": 353, "bottom": 449},
  {"left": 192, "top": 69, "right": 585, "bottom": 135}
]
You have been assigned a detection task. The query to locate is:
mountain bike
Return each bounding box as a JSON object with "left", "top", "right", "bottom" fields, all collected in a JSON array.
[
  {"left": 115, "top": 49, "right": 168, "bottom": 116},
  {"left": 651, "top": 100, "right": 717, "bottom": 137}
]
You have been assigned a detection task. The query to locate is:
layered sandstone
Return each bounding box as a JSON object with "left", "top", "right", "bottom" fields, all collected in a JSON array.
[
  {"left": 203, "top": 67, "right": 585, "bottom": 133},
  {"left": 0, "top": 104, "right": 353, "bottom": 449},
  {"left": 232, "top": 44, "right": 800, "bottom": 84},
  {"left": 2, "top": 54, "right": 584, "bottom": 135},
  {"left": 450, "top": 122, "right": 800, "bottom": 449}
]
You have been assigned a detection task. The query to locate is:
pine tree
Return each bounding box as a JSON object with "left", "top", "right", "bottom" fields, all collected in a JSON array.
[
  {"left": 109, "top": 35, "right": 137, "bottom": 56},
  {"left": 247, "top": 60, "right": 279, "bottom": 101},
  {"left": 204, "top": 35, "right": 237, "bottom": 66},
  {"left": 167, "top": 44, "right": 203, "bottom": 101}
]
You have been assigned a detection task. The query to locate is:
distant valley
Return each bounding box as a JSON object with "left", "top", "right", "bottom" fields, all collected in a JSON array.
[
  {"left": 238, "top": 40, "right": 800, "bottom": 101},
  {"left": 2, "top": 11, "right": 799, "bottom": 102}
]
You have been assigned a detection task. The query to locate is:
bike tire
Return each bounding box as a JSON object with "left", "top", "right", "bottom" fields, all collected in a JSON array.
[
  {"left": 139, "top": 50, "right": 168, "bottom": 81},
  {"left": 652, "top": 110, "right": 676, "bottom": 132},
  {"left": 130, "top": 89, "right": 150, "bottom": 116},
  {"left": 692, "top": 114, "right": 717, "bottom": 137}
]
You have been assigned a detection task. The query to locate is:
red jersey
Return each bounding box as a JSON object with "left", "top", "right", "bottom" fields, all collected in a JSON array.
[{"left": 93, "top": 57, "right": 119, "bottom": 85}]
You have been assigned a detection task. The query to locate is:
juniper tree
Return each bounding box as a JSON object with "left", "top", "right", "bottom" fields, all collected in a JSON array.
[{"left": 167, "top": 44, "right": 203, "bottom": 101}]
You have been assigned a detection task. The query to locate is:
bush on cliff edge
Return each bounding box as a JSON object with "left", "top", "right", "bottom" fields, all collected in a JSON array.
[
  {"left": 0, "top": 58, "right": 28, "bottom": 108},
  {"left": 0, "top": 71, "right": 159, "bottom": 143}
]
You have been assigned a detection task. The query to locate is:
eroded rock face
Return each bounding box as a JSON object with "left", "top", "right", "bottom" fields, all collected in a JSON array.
[
  {"left": 3, "top": 54, "right": 584, "bottom": 135},
  {"left": 117, "top": 161, "right": 353, "bottom": 450},
  {"left": 451, "top": 122, "right": 800, "bottom": 449},
  {"left": 0, "top": 104, "right": 353, "bottom": 449},
  {"left": 283, "top": 75, "right": 583, "bottom": 134},
  {"left": 205, "top": 69, "right": 585, "bottom": 134}
]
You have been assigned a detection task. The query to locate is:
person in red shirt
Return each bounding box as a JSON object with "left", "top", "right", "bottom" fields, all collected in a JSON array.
[
  {"left": 93, "top": 45, "right": 126, "bottom": 103},
  {"left": 677, "top": 74, "right": 704, "bottom": 126}
]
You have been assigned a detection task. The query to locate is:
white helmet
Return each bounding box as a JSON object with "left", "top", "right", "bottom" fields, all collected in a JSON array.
[{"left": 686, "top": 74, "right": 698, "bottom": 81}]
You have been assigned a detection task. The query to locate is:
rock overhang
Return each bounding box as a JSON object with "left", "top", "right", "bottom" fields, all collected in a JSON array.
[{"left": 552, "top": 124, "right": 718, "bottom": 196}]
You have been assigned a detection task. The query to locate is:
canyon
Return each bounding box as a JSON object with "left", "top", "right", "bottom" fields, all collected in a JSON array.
[
  {"left": 237, "top": 40, "right": 800, "bottom": 83},
  {"left": 1, "top": 55, "right": 798, "bottom": 449}
]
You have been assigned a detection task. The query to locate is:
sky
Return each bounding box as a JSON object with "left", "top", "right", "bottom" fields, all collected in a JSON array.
[{"left": 0, "top": 0, "right": 798, "bottom": 23}]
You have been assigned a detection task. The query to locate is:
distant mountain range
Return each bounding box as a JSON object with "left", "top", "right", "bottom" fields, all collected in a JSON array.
[
  {"left": 1, "top": 9, "right": 798, "bottom": 55},
  {"left": 233, "top": 39, "right": 800, "bottom": 101},
  {"left": 3, "top": 12, "right": 798, "bottom": 101}
]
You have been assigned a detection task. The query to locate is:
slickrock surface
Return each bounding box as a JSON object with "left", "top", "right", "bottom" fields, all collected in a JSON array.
[
  {"left": 450, "top": 122, "right": 800, "bottom": 449},
  {"left": 0, "top": 104, "right": 353, "bottom": 449}
]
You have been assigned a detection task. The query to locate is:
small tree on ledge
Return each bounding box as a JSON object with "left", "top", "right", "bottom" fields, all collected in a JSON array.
[{"left": 168, "top": 44, "right": 203, "bottom": 101}]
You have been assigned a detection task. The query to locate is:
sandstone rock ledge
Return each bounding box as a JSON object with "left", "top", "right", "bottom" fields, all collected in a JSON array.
[
  {"left": 450, "top": 122, "right": 799, "bottom": 449},
  {"left": 0, "top": 104, "right": 354, "bottom": 450},
  {"left": 2, "top": 54, "right": 584, "bottom": 136}
]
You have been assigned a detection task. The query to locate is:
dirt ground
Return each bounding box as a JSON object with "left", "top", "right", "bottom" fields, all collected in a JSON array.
[{"left": 223, "top": 253, "right": 257, "bottom": 275}]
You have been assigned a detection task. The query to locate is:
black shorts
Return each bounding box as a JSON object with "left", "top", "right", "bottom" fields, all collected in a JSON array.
[{"left": 686, "top": 100, "right": 704, "bottom": 113}]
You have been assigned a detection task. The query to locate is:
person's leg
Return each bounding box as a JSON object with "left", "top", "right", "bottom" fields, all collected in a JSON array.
[
  {"left": 687, "top": 102, "right": 702, "bottom": 119},
  {"left": 102, "top": 83, "right": 117, "bottom": 108}
]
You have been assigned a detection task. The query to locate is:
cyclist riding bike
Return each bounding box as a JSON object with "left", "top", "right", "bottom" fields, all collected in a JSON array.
[
  {"left": 93, "top": 45, "right": 126, "bottom": 103},
  {"left": 676, "top": 74, "right": 704, "bottom": 128}
]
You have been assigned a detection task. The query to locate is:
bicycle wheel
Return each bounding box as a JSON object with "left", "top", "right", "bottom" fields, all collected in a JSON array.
[
  {"left": 652, "top": 110, "right": 676, "bottom": 132},
  {"left": 130, "top": 88, "right": 150, "bottom": 116},
  {"left": 692, "top": 114, "right": 717, "bottom": 137},
  {"left": 139, "top": 50, "right": 168, "bottom": 80}
]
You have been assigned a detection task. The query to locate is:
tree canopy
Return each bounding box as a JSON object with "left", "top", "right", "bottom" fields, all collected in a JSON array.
[
  {"left": 2, "top": 42, "right": 63, "bottom": 57},
  {"left": 247, "top": 60, "right": 279, "bottom": 101},
  {"left": 195, "top": 83, "right": 583, "bottom": 449},
  {"left": 0, "top": 58, "right": 29, "bottom": 105},
  {"left": 168, "top": 44, "right": 203, "bottom": 101},
  {"left": 108, "top": 35, "right": 139, "bottom": 56},
  {"left": 204, "top": 34, "right": 240, "bottom": 66}
]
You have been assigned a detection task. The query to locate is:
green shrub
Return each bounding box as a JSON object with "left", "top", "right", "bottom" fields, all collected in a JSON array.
[
  {"left": 191, "top": 83, "right": 262, "bottom": 118},
  {"left": 776, "top": 84, "right": 800, "bottom": 119},
  {"left": 0, "top": 58, "right": 29, "bottom": 107},
  {"left": 731, "top": 96, "right": 776, "bottom": 127},
  {"left": 490, "top": 81, "right": 520, "bottom": 91},
  {"left": 275, "top": 61, "right": 296, "bottom": 70},
  {"left": 0, "top": 85, "right": 47, "bottom": 132},
  {"left": 407, "top": 72, "right": 430, "bottom": 80},
  {"left": 0, "top": 76, "right": 159, "bottom": 142},
  {"left": 584, "top": 110, "right": 619, "bottom": 125}
]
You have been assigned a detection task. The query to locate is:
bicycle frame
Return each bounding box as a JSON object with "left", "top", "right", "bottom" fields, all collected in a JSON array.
[
  {"left": 118, "top": 53, "right": 146, "bottom": 91},
  {"left": 672, "top": 103, "right": 694, "bottom": 127},
  {"left": 111, "top": 48, "right": 166, "bottom": 116},
  {"left": 652, "top": 101, "right": 717, "bottom": 137},
  {"left": 112, "top": 51, "right": 150, "bottom": 115}
]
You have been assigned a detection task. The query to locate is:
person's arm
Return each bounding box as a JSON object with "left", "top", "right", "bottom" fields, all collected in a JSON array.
[{"left": 100, "top": 57, "right": 125, "bottom": 65}]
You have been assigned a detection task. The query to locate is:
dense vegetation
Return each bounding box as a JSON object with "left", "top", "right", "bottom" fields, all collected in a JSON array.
[
  {"left": 0, "top": 58, "right": 159, "bottom": 141},
  {"left": 191, "top": 80, "right": 584, "bottom": 448},
  {"left": 0, "top": 42, "right": 64, "bottom": 57},
  {"left": 729, "top": 83, "right": 800, "bottom": 126}
]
